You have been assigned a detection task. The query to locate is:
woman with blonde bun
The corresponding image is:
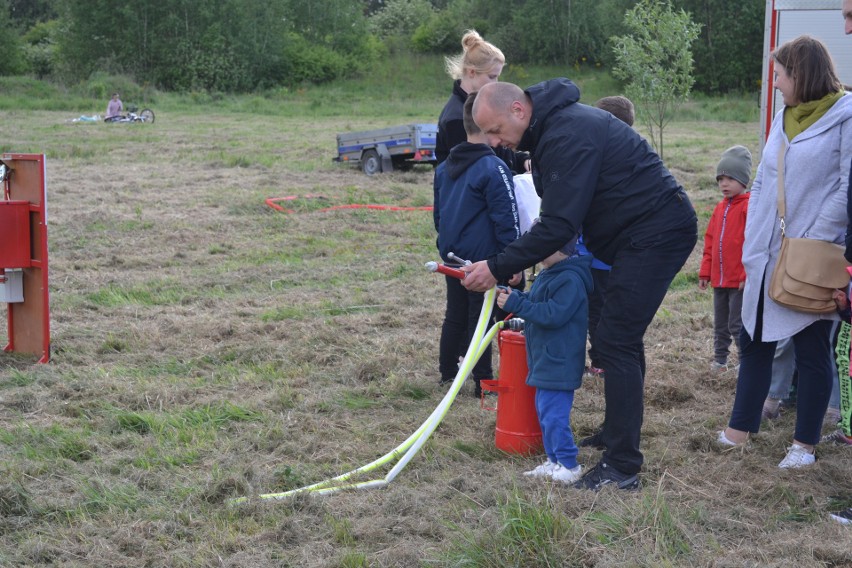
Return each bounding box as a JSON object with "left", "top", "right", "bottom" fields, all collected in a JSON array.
[{"left": 436, "top": 30, "right": 528, "bottom": 173}]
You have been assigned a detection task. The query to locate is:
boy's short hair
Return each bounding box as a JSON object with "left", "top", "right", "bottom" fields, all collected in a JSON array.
[
  {"left": 463, "top": 92, "right": 482, "bottom": 136},
  {"left": 595, "top": 95, "right": 635, "bottom": 127}
]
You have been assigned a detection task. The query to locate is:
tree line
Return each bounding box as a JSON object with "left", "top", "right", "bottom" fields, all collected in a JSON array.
[{"left": 1, "top": 0, "right": 763, "bottom": 94}]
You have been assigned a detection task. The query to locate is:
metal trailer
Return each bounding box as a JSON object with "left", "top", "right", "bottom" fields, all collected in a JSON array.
[
  {"left": 760, "top": 0, "right": 852, "bottom": 146},
  {"left": 334, "top": 123, "right": 438, "bottom": 175}
]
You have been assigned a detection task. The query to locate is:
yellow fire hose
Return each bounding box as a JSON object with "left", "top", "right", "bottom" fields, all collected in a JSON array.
[{"left": 230, "top": 281, "right": 499, "bottom": 505}]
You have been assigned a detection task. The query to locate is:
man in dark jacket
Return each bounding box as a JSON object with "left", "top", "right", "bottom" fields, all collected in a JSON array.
[{"left": 464, "top": 79, "right": 698, "bottom": 491}]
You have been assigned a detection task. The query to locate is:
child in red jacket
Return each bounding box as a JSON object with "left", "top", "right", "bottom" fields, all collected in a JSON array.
[{"left": 698, "top": 145, "right": 752, "bottom": 372}]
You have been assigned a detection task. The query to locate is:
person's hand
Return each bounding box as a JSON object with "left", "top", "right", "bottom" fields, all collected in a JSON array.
[
  {"left": 508, "top": 272, "right": 523, "bottom": 286},
  {"left": 496, "top": 287, "right": 510, "bottom": 309},
  {"left": 461, "top": 261, "right": 497, "bottom": 292},
  {"left": 832, "top": 288, "right": 848, "bottom": 312},
  {"left": 738, "top": 281, "right": 745, "bottom": 291},
  {"left": 524, "top": 159, "right": 531, "bottom": 173},
  {"left": 698, "top": 278, "right": 709, "bottom": 291}
]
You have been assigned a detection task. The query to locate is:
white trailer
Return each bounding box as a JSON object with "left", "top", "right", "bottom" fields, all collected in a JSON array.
[
  {"left": 760, "top": 0, "right": 852, "bottom": 145},
  {"left": 334, "top": 124, "right": 438, "bottom": 175}
]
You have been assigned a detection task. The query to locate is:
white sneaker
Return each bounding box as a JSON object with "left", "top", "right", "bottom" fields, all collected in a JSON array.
[
  {"left": 717, "top": 430, "right": 738, "bottom": 446},
  {"left": 778, "top": 444, "right": 815, "bottom": 469},
  {"left": 523, "top": 460, "right": 557, "bottom": 478},
  {"left": 550, "top": 463, "right": 583, "bottom": 484}
]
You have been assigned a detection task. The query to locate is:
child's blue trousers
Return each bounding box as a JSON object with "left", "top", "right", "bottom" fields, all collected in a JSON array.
[{"left": 535, "top": 388, "right": 578, "bottom": 469}]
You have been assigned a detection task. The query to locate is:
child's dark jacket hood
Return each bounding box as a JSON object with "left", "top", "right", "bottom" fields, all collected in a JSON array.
[{"left": 445, "top": 141, "right": 495, "bottom": 180}]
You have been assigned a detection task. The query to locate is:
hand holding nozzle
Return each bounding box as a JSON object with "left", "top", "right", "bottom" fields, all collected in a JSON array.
[{"left": 425, "top": 261, "right": 466, "bottom": 280}]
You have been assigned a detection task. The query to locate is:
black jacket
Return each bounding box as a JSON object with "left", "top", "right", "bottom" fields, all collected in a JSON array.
[
  {"left": 488, "top": 78, "right": 696, "bottom": 279},
  {"left": 433, "top": 142, "right": 520, "bottom": 263},
  {"left": 436, "top": 80, "right": 529, "bottom": 174}
]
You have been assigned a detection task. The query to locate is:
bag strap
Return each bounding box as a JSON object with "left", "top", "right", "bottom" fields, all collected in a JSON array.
[{"left": 776, "top": 145, "right": 786, "bottom": 237}]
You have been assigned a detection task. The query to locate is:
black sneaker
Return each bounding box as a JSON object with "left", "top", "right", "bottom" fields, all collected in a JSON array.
[
  {"left": 572, "top": 461, "right": 639, "bottom": 492},
  {"left": 579, "top": 430, "right": 606, "bottom": 450},
  {"left": 830, "top": 507, "right": 852, "bottom": 525}
]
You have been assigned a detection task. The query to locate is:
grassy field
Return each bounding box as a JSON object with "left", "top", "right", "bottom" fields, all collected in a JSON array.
[{"left": 1, "top": 62, "right": 851, "bottom": 567}]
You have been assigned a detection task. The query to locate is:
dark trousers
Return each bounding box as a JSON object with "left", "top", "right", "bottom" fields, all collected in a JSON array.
[
  {"left": 728, "top": 288, "right": 834, "bottom": 445},
  {"left": 712, "top": 287, "right": 744, "bottom": 365},
  {"left": 439, "top": 275, "right": 493, "bottom": 381},
  {"left": 587, "top": 268, "right": 609, "bottom": 368},
  {"left": 595, "top": 224, "right": 697, "bottom": 474}
]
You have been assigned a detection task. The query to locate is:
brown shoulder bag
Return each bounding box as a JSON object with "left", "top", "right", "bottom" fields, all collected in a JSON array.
[{"left": 767, "top": 146, "right": 850, "bottom": 314}]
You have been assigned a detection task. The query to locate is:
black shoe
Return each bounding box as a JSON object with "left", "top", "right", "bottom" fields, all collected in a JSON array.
[
  {"left": 579, "top": 430, "right": 606, "bottom": 450},
  {"left": 473, "top": 378, "right": 483, "bottom": 398},
  {"left": 571, "top": 461, "right": 639, "bottom": 492}
]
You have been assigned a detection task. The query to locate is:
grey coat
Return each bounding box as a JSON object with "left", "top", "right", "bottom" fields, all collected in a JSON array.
[{"left": 742, "top": 94, "right": 852, "bottom": 342}]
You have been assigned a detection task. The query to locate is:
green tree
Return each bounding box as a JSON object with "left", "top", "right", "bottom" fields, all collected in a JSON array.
[
  {"left": 22, "top": 19, "right": 60, "bottom": 78},
  {"left": 611, "top": 0, "right": 701, "bottom": 159},
  {"left": 673, "top": 0, "right": 763, "bottom": 93},
  {"left": 55, "top": 0, "right": 376, "bottom": 91},
  {"left": 0, "top": 0, "right": 27, "bottom": 75},
  {"left": 369, "top": 0, "right": 432, "bottom": 38}
]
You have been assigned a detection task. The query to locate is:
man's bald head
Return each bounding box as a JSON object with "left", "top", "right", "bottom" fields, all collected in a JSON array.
[
  {"left": 475, "top": 82, "right": 526, "bottom": 114},
  {"left": 471, "top": 81, "right": 531, "bottom": 150}
]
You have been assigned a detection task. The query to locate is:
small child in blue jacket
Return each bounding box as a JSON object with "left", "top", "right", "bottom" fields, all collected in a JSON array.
[
  {"left": 496, "top": 240, "right": 593, "bottom": 483},
  {"left": 434, "top": 92, "right": 521, "bottom": 396}
]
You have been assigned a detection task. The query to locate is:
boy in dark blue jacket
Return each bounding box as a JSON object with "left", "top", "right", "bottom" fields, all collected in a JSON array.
[
  {"left": 433, "top": 94, "right": 521, "bottom": 396},
  {"left": 497, "top": 240, "right": 593, "bottom": 483}
]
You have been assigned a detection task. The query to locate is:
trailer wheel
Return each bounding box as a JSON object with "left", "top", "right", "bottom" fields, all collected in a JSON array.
[{"left": 361, "top": 149, "right": 381, "bottom": 176}]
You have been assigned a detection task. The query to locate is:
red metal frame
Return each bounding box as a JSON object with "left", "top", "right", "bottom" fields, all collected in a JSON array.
[{"left": 2, "top": 153, "right": 50, "bottom": 363}]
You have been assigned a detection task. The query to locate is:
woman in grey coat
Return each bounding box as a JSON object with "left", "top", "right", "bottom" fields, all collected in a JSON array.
[{"left": 718, "top": 35, "right": 852, "bottom": 468}]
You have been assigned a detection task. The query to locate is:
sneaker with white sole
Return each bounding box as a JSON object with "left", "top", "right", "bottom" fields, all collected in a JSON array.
[
  {"left": 829, "top": 507, "right": 852, "bottom": 525},
  {"left": 523, "top": 460, "right": 557, "bottom": 478},
  {"left": 571, "top": 461, "right": 639, "bottom": 491},
  {"left": 820, "top": 429, "right": 852, "bottom": 445},
  {"left": 778, "top": 444, "right": 815, "bottom": 469},
  {"left": 717, "top": 430, "right": 739, "bottom": 446},
  {"left": 550, "top": 463, "right": 583, "bottom": 484}
]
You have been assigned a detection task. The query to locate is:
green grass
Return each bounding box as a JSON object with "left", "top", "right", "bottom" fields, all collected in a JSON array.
[
  {"left": 0, "top": 52, "right": 759, "bottom": 123},
  {"left": 0, "top": 424, "right": 95, "bottom": 463},
  {"left": 86, "top": 281, "right": 191, "bottom": 307},
  {"left": 3, "top": 59, "right": 840, "bottom": 568},
  {"left": 442, "top": 493, "right": 574, "bottom": 567},
  {"left": 583, "top": 492, "right": 692, "bottom": 559},
  {"left": 111, "top": 402, "right": 262, "bottom": 441}
]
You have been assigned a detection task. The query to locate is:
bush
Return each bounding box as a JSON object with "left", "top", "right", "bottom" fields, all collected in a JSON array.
[
  {"left": 76, "top": 73, "right": 158, "bottom": 108},
  {"left": 278, "top": 34, "right": 346, "bottom": 86},
  {"left": 22, "top": 20, "right": 61, "bottom": 79},
  {"left": 411, "top": 10, "right": 468, "bottom": 54},
  {"left": 369, "top": 0, "right": 434, "bottom": 42},
  {"left": 0, "top": 8, "right": 27, "bottom": 76}
]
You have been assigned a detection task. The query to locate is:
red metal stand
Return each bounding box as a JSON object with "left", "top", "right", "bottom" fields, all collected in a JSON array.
[{"left": 1, "top": 153, "right": 50, "bottom": 363}]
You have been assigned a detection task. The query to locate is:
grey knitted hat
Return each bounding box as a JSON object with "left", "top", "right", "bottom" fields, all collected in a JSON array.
[{"left": 716, "top": 145, "right": 752, "bottom": 187}]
